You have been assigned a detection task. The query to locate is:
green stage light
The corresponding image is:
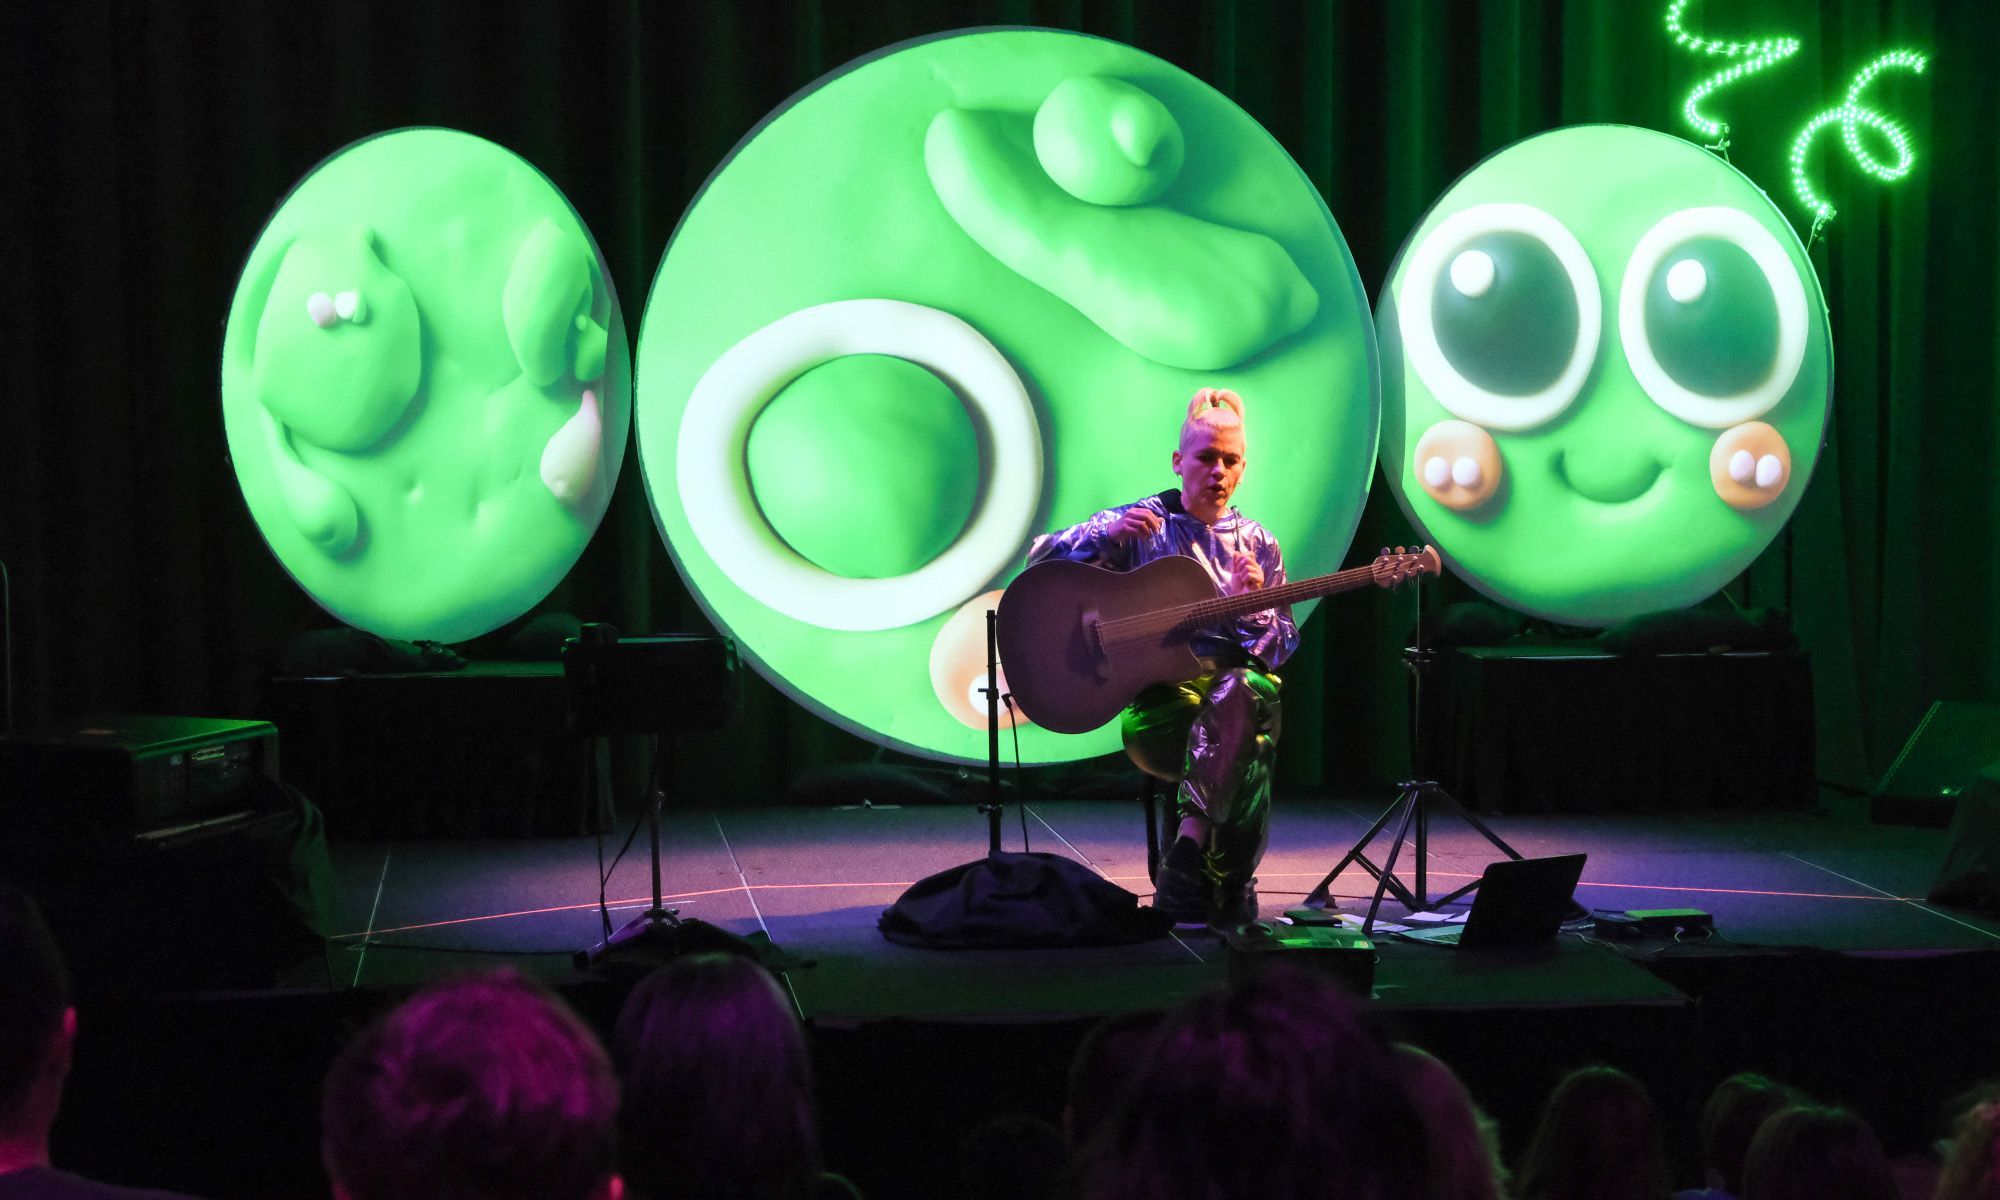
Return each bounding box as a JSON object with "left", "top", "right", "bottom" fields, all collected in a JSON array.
[
  {"left": 1789, "top": 50, "right": 1929, "bottom": 225},
  {"left": 1378, "top": 126, "right": 1832, "bottom": 627},
  {"left": 635, "top": 29, "right": 1379, "bottom": 765},
  {"left": 221, "top": 129, "right": 631, "bottom": 642},
  {"left": 1664, "top": 0, "right": 1800, "bottom": 144}
]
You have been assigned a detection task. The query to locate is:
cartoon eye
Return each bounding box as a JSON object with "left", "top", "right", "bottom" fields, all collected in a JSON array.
[
  {"left": 1619, "top": 207, "right": 1809, "bottom": 428},
  {"left": 1398, "top": 203, "right": 1601, "bottom": 432}
]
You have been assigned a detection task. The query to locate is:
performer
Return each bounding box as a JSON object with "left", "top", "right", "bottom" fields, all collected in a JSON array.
[{"left": 1027, "top": 388, "right": 1297, "bottom": 925}]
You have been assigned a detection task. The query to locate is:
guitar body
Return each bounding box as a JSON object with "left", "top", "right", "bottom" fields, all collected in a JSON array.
[{"left": 997, "top": 557, "right": 1219, "bottom": 734}]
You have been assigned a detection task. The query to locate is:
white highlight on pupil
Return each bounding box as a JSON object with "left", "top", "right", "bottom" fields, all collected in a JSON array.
[
  {"left": 1451, "top": 457, "right": 1483, "bottom": 488},
  {"left": 1424, "top": 456, "right": 1451, "bottom": 488},
  {"left": 306, "top": 292, "right": 337, "bottom": 328},
  {"left": 1449, "top": 249, "right": 1496, "bottom": 298},
  {"left": 1729, "top": 449, "right": 1756, "bottom": 482},
  {"left": 1755, "top": 454, "right": 1783, "bottom": 488},
  {"left": 1666, "top": 258, "right": 1708, "bottom": 304}
]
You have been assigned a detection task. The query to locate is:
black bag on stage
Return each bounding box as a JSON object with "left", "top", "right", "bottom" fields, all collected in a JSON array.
[{"left": 879, "top": 851, "right": 1171, "bottom": 949}]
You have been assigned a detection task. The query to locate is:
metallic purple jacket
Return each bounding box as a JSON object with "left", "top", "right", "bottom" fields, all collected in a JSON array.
[{"left": 1026, "top": 489, "right": 1299, "bottom": 670}]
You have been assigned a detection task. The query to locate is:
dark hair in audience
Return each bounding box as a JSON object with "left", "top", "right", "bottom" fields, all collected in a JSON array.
[
  {"left": 1739, "top": 1104, "right": 1897, "bottom": 1200},
  {"left": 1697, "top": 1073, "right": 1793, "bottom": 1196},
  {"left": 1393, "top": 1044, "right": 1505, "bottom": 1200},
  {"left": 321, "top": 970, "right": 619, "bottom": 1200},
  {"left": 613, "top": 951, "right": 820, "bottom": 1200},
  {"left": 1066, "top": 964, "right": 1427, "bottom": 1200},
  {"left": 1513, "top": 1065, "right": 1671, "bottom": 1200},
  {"left": 1934, "top": 1089, "right": 2000, "bottom": 1200},
  {"left": 0, "top": 886, "right": 71, "bottom": 1132},
  {"left": 1063, "top": 1010, "right": 1162, "bottom": 1146},
  {"left": 959, "top": 1114, "right": 1067, "bottom": 1200}
]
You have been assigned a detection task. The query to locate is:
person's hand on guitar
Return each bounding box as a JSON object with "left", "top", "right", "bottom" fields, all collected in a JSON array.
[
  {"left": 1225, "top": 551, "right": 1265, "bottom": 595},
  {"left": 1106, "top": 506, "right": 1165, "bottom": 545}
]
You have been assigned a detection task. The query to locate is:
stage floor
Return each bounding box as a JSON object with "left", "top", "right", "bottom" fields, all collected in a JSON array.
[{"left": 318, "top": 794, "right": 2000, "bottom": 1017}]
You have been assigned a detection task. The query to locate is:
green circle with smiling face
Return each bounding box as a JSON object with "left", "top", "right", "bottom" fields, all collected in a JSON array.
[
  {"left": 221, "top": 128, "right": 631, "bottom": 643},
  {"left": 1378, "top": 125, "right": 1832, "bottom": 626},
  {"left": 638, "top": 28, "right": 1378, "bottom": 764}
]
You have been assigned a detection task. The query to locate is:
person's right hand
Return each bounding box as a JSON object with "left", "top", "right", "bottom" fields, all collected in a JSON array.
[{"left": 1106, "top": 506, "right": 1164, "bottom": 545}]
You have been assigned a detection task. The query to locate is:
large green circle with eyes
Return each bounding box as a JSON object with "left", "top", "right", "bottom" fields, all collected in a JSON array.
[
  {"left": 638, "top": 28, "right": 1378, "bottom": 764},
  {"left": 1378, "top": 124, "right": 1832, "bottom": 626},
  {"left": 221, "top": 128, "right": 631, "bottom": 642}
]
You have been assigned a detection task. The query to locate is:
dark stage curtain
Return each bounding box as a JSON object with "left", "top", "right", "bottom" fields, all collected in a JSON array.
[{"left": 1, "top": 0, "right": 1991, "bottom": 806}]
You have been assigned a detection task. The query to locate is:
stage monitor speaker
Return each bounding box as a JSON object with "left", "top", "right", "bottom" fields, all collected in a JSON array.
[
  {"left": 1871, "top": 701, "right": 2000, "bottom": 827},
  {"left": 1928, "top": 768, "right": 2000, "bottom": 912}
]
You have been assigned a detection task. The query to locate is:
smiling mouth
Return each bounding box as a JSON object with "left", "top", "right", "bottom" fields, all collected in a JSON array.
[{"left": 1552, "top": 451, "right": 1665, "bottom": 506}]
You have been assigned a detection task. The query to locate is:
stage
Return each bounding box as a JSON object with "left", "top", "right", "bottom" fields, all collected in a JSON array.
[{"left": 46, "top": 791, "right": 2000, "bottom": 1200}]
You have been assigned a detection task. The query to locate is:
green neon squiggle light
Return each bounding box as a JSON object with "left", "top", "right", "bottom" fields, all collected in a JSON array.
[
  {"left": 1788, "top": 50, "right": 1929, "bottom": 225},
  {"left": 1665, "top": 0, "right": 1800, "bottom": 143}
]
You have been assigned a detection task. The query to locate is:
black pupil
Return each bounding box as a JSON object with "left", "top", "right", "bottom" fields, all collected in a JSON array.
[{"left": 1430, "top": 231, "right": 1578, "bottom": 397}]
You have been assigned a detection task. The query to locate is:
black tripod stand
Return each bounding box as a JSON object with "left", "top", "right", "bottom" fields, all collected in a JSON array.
[
  {"left": 563, "top": 627, "right": 760, "bottom": 971},
  {"left": 1304, "top": 562, "right": 1523, "bottom": 934}
]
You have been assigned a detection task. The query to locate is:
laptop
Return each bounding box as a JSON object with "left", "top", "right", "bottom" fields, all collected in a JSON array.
[{"left": 1396, "top": 853, "right": 1587, "bottom": 948}]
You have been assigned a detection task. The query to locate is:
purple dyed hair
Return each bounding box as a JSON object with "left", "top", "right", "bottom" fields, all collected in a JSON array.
[
  {"left": 612, "top": 952, "right": 820, "bottom": 1200},
  {"left": 1067, "top": 965, "right": 1428, "bottom": 1200},
  {"left": 320, "top": 970, "right": 619, "bottom": 1200}
]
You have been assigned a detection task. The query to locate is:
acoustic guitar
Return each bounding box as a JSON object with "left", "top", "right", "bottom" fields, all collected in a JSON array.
[{"left": 997, "top": 545, "right": 1441, "bottom": 734}]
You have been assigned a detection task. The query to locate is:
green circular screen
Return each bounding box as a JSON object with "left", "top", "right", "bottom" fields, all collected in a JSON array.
[
  {"left": 1378, "top": 125, "right": 1832, "bottom": 627},
  {"left": 222, "top": 128, "right": 631, "bottom": 642},
  {"left": 638, "top": 29, "right": 1378, "bottom": 764}
]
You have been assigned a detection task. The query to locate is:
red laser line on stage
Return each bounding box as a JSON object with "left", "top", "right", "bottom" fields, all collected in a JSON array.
[{"left": 337, "top": 871, "right": 1911, "bottom": 941}]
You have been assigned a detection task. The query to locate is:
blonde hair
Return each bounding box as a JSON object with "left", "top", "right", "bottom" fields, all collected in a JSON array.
[{"left": 1179, "top": 387, "right": 1245, "bottom": 451}]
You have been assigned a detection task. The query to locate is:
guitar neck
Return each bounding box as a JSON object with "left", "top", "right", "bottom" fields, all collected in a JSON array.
[{"left": 1170, "top": 563, "right": 1379, "bottom": 631}]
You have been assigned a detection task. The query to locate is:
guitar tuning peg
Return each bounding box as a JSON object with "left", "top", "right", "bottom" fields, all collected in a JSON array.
[
  {"left": 1395, "top": 545, "right": 1406, "bottom": 554},
  {"left": 1378, "top": 546, "right": 1389, "bottom": 556}
]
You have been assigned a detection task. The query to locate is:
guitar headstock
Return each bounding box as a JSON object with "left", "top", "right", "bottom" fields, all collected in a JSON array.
[{"left": 1370, "top": 544, "right": 1443, "bottom": 589}]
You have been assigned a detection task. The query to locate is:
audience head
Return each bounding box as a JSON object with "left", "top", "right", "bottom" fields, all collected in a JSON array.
[
  {"left": 1068, "top": 964, "right": 1426, "bottom": 1200},
  {"left": 1934, "top": 1089, "right": 2000, "bottom": 1200},
  {"left": 1063, "top": 1011, "right": 1162, "bottom": 1146},
  {"left": 612, "top": 951, "right": 818, "bottom": 1200},
  {"left": 1393, "top": 1044, "right": 1505, "bottom": 1200},
  {"left": 320, "top": 969, "right": 620, "bottom": 1200},
  {"left": 1739, "top": 1104, "right": 1897, "bottom": 1200},
  {"left": 1513, "top": 1065, "right": 1670, "bottom": 1200},
  {"left": 958, "top": 1114, "right": 1067, "bottom": 1200},
  {"left": 0, "top": 886, "right": 74, "bottom": 1157},
  {"left": 1697, "top": 1073, "right": 1794, "bottom": 1196}
]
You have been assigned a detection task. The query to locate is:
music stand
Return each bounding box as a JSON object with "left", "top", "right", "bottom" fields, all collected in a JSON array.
[
  {"left": 1303, "top": 555, "right": 1524, "bottom": 934},
  {"left": 563, "top": 625, "right": 758, "bottom": 969}
]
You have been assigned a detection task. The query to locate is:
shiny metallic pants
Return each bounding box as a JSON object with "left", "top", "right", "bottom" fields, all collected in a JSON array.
[{"left": 1121, "top": 668, "right": 1282, "bottom": 893}]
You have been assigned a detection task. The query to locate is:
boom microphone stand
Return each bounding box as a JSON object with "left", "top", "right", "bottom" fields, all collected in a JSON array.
[{"left": 1304, "top": 553, "right": 1523, "bottom": 934}]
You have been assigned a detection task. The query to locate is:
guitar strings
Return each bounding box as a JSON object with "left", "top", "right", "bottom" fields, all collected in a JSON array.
[{"left": 1092, "top": 563, "right": 1381, "bottom": 645}]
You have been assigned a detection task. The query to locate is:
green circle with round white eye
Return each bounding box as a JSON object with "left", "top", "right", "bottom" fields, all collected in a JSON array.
[
  {"left": 637, "top": 28, "right": 1378, "bottom": 764},
  {"left": 1432, "top": 232, "right": 1579, "bottom": 396},
  {"left": 1378, "top": 125, "right": 1831, "bottom": 627},
  {"left": 1642, "top": 237, "right": 1779, "bottom": 397},
  {"left": 221, "top": 128, "right": 631, "bottom": 643}
]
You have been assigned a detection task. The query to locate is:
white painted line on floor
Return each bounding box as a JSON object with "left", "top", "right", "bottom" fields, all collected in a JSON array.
[
  {"left": 713, "top": 813, "right": 773, "bottom": 939},
  {"left": 353, "top": 850, "right": 391, "bottom": 988},
  {"left": 1028, "top": 805, "right": 1207, "bottom": 964},
  {"left": 1782, "top": 850, "right": 2000, "bottom": 942}
]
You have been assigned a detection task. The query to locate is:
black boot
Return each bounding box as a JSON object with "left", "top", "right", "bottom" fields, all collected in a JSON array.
[
  {"left": 1209, "top": 877, "right": 1259, "bottom": 930},
  {"left": 1152, "top": 837, "right": 1211, "bottom": 923}
]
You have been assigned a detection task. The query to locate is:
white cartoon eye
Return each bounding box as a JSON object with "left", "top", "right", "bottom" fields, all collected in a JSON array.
[
  {"left": 334, "top": 289, "right": 362, "bottom": 322},
  {"left": 1619, "top": 206, "right": 1810, "bottom": 428},
  {"left": 306, "top": 292, "right": 337, "bottom": 328},
  {"left": 1398, "top": 203, "right": 1602, "bottom": 432}
]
